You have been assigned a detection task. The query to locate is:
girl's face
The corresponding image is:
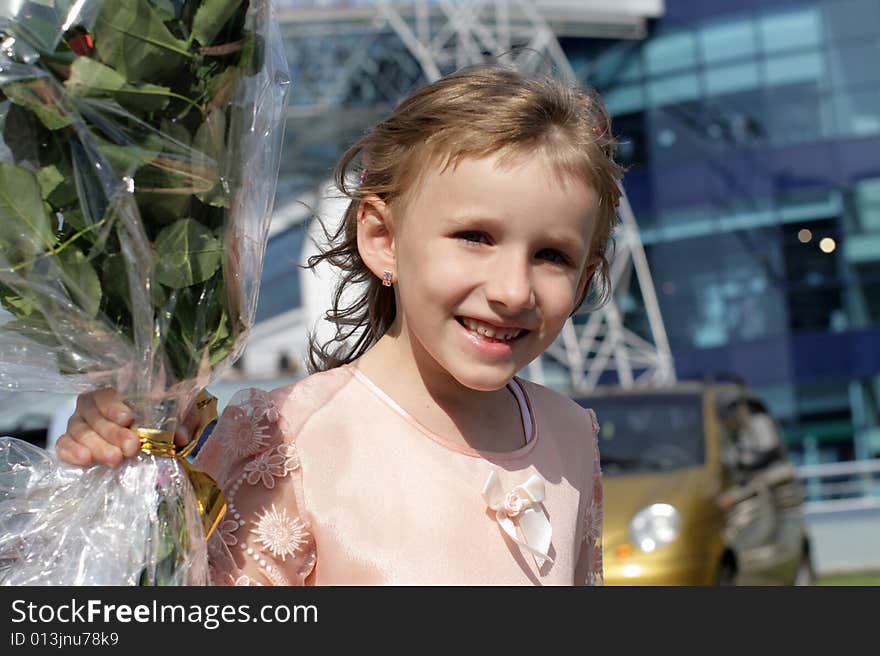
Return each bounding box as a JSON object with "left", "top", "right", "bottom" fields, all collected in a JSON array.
[{"left": 388, "top": 150, "right": 601, "bottom": 393}]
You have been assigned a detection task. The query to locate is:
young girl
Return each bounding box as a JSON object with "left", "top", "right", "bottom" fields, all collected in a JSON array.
[{"left": 56, "top": 65, "right": 624, "bottom": 586}]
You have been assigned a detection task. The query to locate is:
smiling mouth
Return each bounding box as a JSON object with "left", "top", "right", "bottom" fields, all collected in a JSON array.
[{"left": 456, "top": 317, "right": 530, "bottom": 342}]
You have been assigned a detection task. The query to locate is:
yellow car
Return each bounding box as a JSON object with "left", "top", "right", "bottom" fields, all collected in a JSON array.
[{"left": 576, "top": 382, "right": 814, "bottom": 586}]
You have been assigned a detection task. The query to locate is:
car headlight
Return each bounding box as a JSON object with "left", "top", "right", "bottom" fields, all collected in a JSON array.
[{"left": 629, "top": 503, "right": 681, "bottom": 553}]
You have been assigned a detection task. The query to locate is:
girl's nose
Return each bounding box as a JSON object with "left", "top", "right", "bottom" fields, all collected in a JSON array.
[{"left": 485, "top": 255, "right": 536, "bottom": 311}]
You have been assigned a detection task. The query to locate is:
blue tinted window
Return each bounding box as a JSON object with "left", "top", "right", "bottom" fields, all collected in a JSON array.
[
  {"left": 854, "top": 180, "right": 880, "bottom": 233},
  {"left": 648, "top": 73, "right": 700, "bottom": 106},
  {"left": 255, "top": 224, "right": 308, "bottom": 322},
  {"left": 763, "top": 51, "right": 824, "bottom": 85},
  {"left": 589, "top": 47, "right": 643, "bottom": 85},
  {"left": 823, "top": 0, "right": 880, "bottom": 41},
  {"left": 603, "top": 84, "right": 646, "bottom": 115},
  {"left": 644, "top": 31, "right": 697, "bottom": 75},
  {"left": 782, "top": 218, "right": 845, "bottom": 333},
  {"left": 833, "top": 89, "right": 880, "bottom": 137},
  {"left": 778, "top": 188, "right": 843, "bottom": 223},
  {"left": 704, "top": 61, "right": 761, "bottom": 95},
  {"left": 765, "top": 83, "right": 831, "bottom": 144},
  {"left": 648, "top": 103, "right": 716, "bottom": 164},
  {"left": 612, "top": 112, "right": 648, "bottom": 167},
  {"left": 759, "top": 7, "right": 822, "bottom": 54},
  {"left": 692, "top": 89, "right": 769, "bottom": 147},
  {"left": 846, "top": 236, "right": 880, "bottom": 266},
  {"left": 648, "top": 232, "right": 788, "bottom": 348},
  {"left": 827, "top": 41, "right": 880, "bottom": 88},
  {"left": 699, "top": 18, "right": 758, "bottom": 64},
  {"left": 656, "top": 207, "right": 718, "bottom": 240}
]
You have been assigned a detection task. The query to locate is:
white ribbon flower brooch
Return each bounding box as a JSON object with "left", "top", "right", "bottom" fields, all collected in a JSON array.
[{"left": 482, "top": 471, "right": 553, "bottom": 567}]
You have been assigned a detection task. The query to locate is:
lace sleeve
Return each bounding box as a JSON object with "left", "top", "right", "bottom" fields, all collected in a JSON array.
[
  {"left": 193, "top": 388, "right": 316, "bottom": 586},
  {"left": 575, "top": 408, "right": 604, "bottom": 586}
]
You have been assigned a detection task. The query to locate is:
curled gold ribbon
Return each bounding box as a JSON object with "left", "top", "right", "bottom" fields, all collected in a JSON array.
[
  {"left": 135, "top": 428, "right": 176, "bottom": 457},
  {"left": 133, "top": 394, "right": 226, "bottom": 540},
  {"left": 177, "top": 391, "right": 219, "bottom": 460}
]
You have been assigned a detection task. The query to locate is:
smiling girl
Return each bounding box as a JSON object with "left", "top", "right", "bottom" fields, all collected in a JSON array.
[{"left": 57, "top": 65, "right": 624, "bottom": 585}]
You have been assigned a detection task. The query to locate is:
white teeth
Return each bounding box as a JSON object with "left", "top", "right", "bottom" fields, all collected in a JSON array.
[{"left": 461, "top": 317, "right": 523, "bottom": 341}]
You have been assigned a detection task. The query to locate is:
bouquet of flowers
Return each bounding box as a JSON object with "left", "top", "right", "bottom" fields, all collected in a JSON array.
[{"left": 0, "top": 0, "right": 290, "bottom": 585}]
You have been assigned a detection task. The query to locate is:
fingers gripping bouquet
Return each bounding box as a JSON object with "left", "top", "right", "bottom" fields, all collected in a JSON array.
[{"left": 0, "top": 0, "right": 290, "bottom": 584}]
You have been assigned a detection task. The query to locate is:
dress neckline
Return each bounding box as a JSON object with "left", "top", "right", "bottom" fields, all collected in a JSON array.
[{"left": 346, "top": 366, "right": 539, "bottom": 460}]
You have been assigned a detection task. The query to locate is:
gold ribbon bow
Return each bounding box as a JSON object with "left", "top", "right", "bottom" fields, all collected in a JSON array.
[
  {"left": 134, "top": 391, "right": 225, "bottom": 539},
  {"left": 482, "top": 471, "right": 553, "bottom": 567}
]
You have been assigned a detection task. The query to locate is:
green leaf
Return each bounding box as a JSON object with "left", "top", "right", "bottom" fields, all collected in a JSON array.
[
  {"left": 135, "top": 190, "right": 191, "bottom": 227},
  {"left": 2, "top": 79, "right": 72, "bottom": 130},
  {"left": 130, "top": 121, "right": 201, "bottom": 212},
  {"left": 93, "top": 0, "right": 192, "bottom": 84},
  {"left": 0, "top": 281, "right": 35, "bottom": 317},
  {"left": 36, "top": 163, "right": 77, "bottom": 208},
  {"left": 100, "top": 251, "right": 132, "bottom": 309},
  {"left": 0, "top": 163, "right": 55, "bottom": 267},
  {"left": 238, "top": 31, "right": 263, "bottom": 75},
  {"left": 64, "top": 58, "right": 126, "bottom": 93},
  {"left": 65, "top": 58, "right": 172, "bottom": 113},
  {"left": 36, "top": 165, "right": 64, "bottom": 199},
  {"left": 201, "top": 65, "right": 239, "bottom": 111},
  {"left": 2, "top": 294, "right": 34, "bottom": 316},
  {"left": 160, "top": 118, "right": 193, "bottom": 149},
  {"left": 150, "top": 0, "right": 178, "bottom": 21},
  {"left": 192, "top": 0, "right": 245, "bottom": 46},
  {"left": 133, "top": 152, "right": 217, "bottom": 196},
  {"left": 153, "top": 218, "right": 222, "bottom": 288},
  {"left": 92, "top": 133, "right": 162, "bottom": 179},
  {"left": 207, "top": 311, "right": 232, "bottom": 367},
  {"left": 57, "top": 248, "right": 102, "bottom": 317},
  {"left": 1, "top": 315, "right": 62, "bottom": 350},
  {"left": 193, "top": 108, "right": 227, "bottom": 207}
]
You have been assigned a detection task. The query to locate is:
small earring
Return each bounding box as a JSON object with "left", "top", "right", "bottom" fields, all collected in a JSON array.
[{"left": 382, "top": 270, "right": 393, "bottom": 287}]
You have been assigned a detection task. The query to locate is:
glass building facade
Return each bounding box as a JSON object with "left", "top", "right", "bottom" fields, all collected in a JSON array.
[{"left": 563, "top": 0, "right": 880, "bottom": 464}]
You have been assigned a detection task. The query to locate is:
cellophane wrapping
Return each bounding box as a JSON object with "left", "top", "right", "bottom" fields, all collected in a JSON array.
[{"left": 0, "top": 0, "right": 290, "bottom": 584}]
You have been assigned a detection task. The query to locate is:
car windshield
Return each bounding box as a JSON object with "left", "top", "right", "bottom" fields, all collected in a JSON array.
[{"left": 576, "top": 393, "right": 705, "bottom": 475}]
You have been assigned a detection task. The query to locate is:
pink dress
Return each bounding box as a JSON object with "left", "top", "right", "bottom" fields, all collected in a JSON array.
[{"left": 194, "top": 365, "right": 603, "bottom": 585}]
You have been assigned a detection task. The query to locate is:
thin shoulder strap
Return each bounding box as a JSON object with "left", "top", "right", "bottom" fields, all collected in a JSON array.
[{"left": 507, "top": 378, "right": 533, "bottom": 445}]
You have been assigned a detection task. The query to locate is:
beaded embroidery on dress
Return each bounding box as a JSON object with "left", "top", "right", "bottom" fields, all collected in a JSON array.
[
  {"left": 194, "top": 388, "right": 317, "bottom": 586},
  {"left": 583, "top": 408, "right": 604, "bottom": 586}
]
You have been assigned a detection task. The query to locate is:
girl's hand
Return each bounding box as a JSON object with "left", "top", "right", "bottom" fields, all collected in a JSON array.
[{"left": 54, "top": 389, "right": 199, "bottom": 468}]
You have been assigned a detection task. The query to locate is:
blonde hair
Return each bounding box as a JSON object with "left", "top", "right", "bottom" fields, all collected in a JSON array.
[{"left": 307, "top": 65, "right": 624, "bottom": 372}]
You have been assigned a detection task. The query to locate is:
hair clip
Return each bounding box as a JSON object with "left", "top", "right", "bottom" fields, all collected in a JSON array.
[{"left": 359, "top": 169, "right": 368, "bottom": 185}]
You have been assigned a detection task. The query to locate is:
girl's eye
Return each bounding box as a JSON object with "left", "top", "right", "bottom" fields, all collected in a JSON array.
[
  {"left": 536, "top": 248, "right": 571, "bottom": 265},
  {"left": 457, "top": 230, "right": 491, "bottom": 245}
]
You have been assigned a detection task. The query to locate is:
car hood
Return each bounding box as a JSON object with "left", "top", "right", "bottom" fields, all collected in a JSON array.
[{"left": 601, "top": 466, "right": 721, "bottom": 547}]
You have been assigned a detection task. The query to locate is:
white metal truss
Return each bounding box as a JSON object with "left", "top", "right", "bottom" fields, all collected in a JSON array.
[
  {"left": 275, "top": 1, "right": 660, "bottom": 117},
  {"left": 373, "top": 0, "right": 577, "bottom": 83}
]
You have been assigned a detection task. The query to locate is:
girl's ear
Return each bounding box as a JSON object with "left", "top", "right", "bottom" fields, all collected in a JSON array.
[{"left": 357, "top": 194, "right": 396, "bottom": 283}]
